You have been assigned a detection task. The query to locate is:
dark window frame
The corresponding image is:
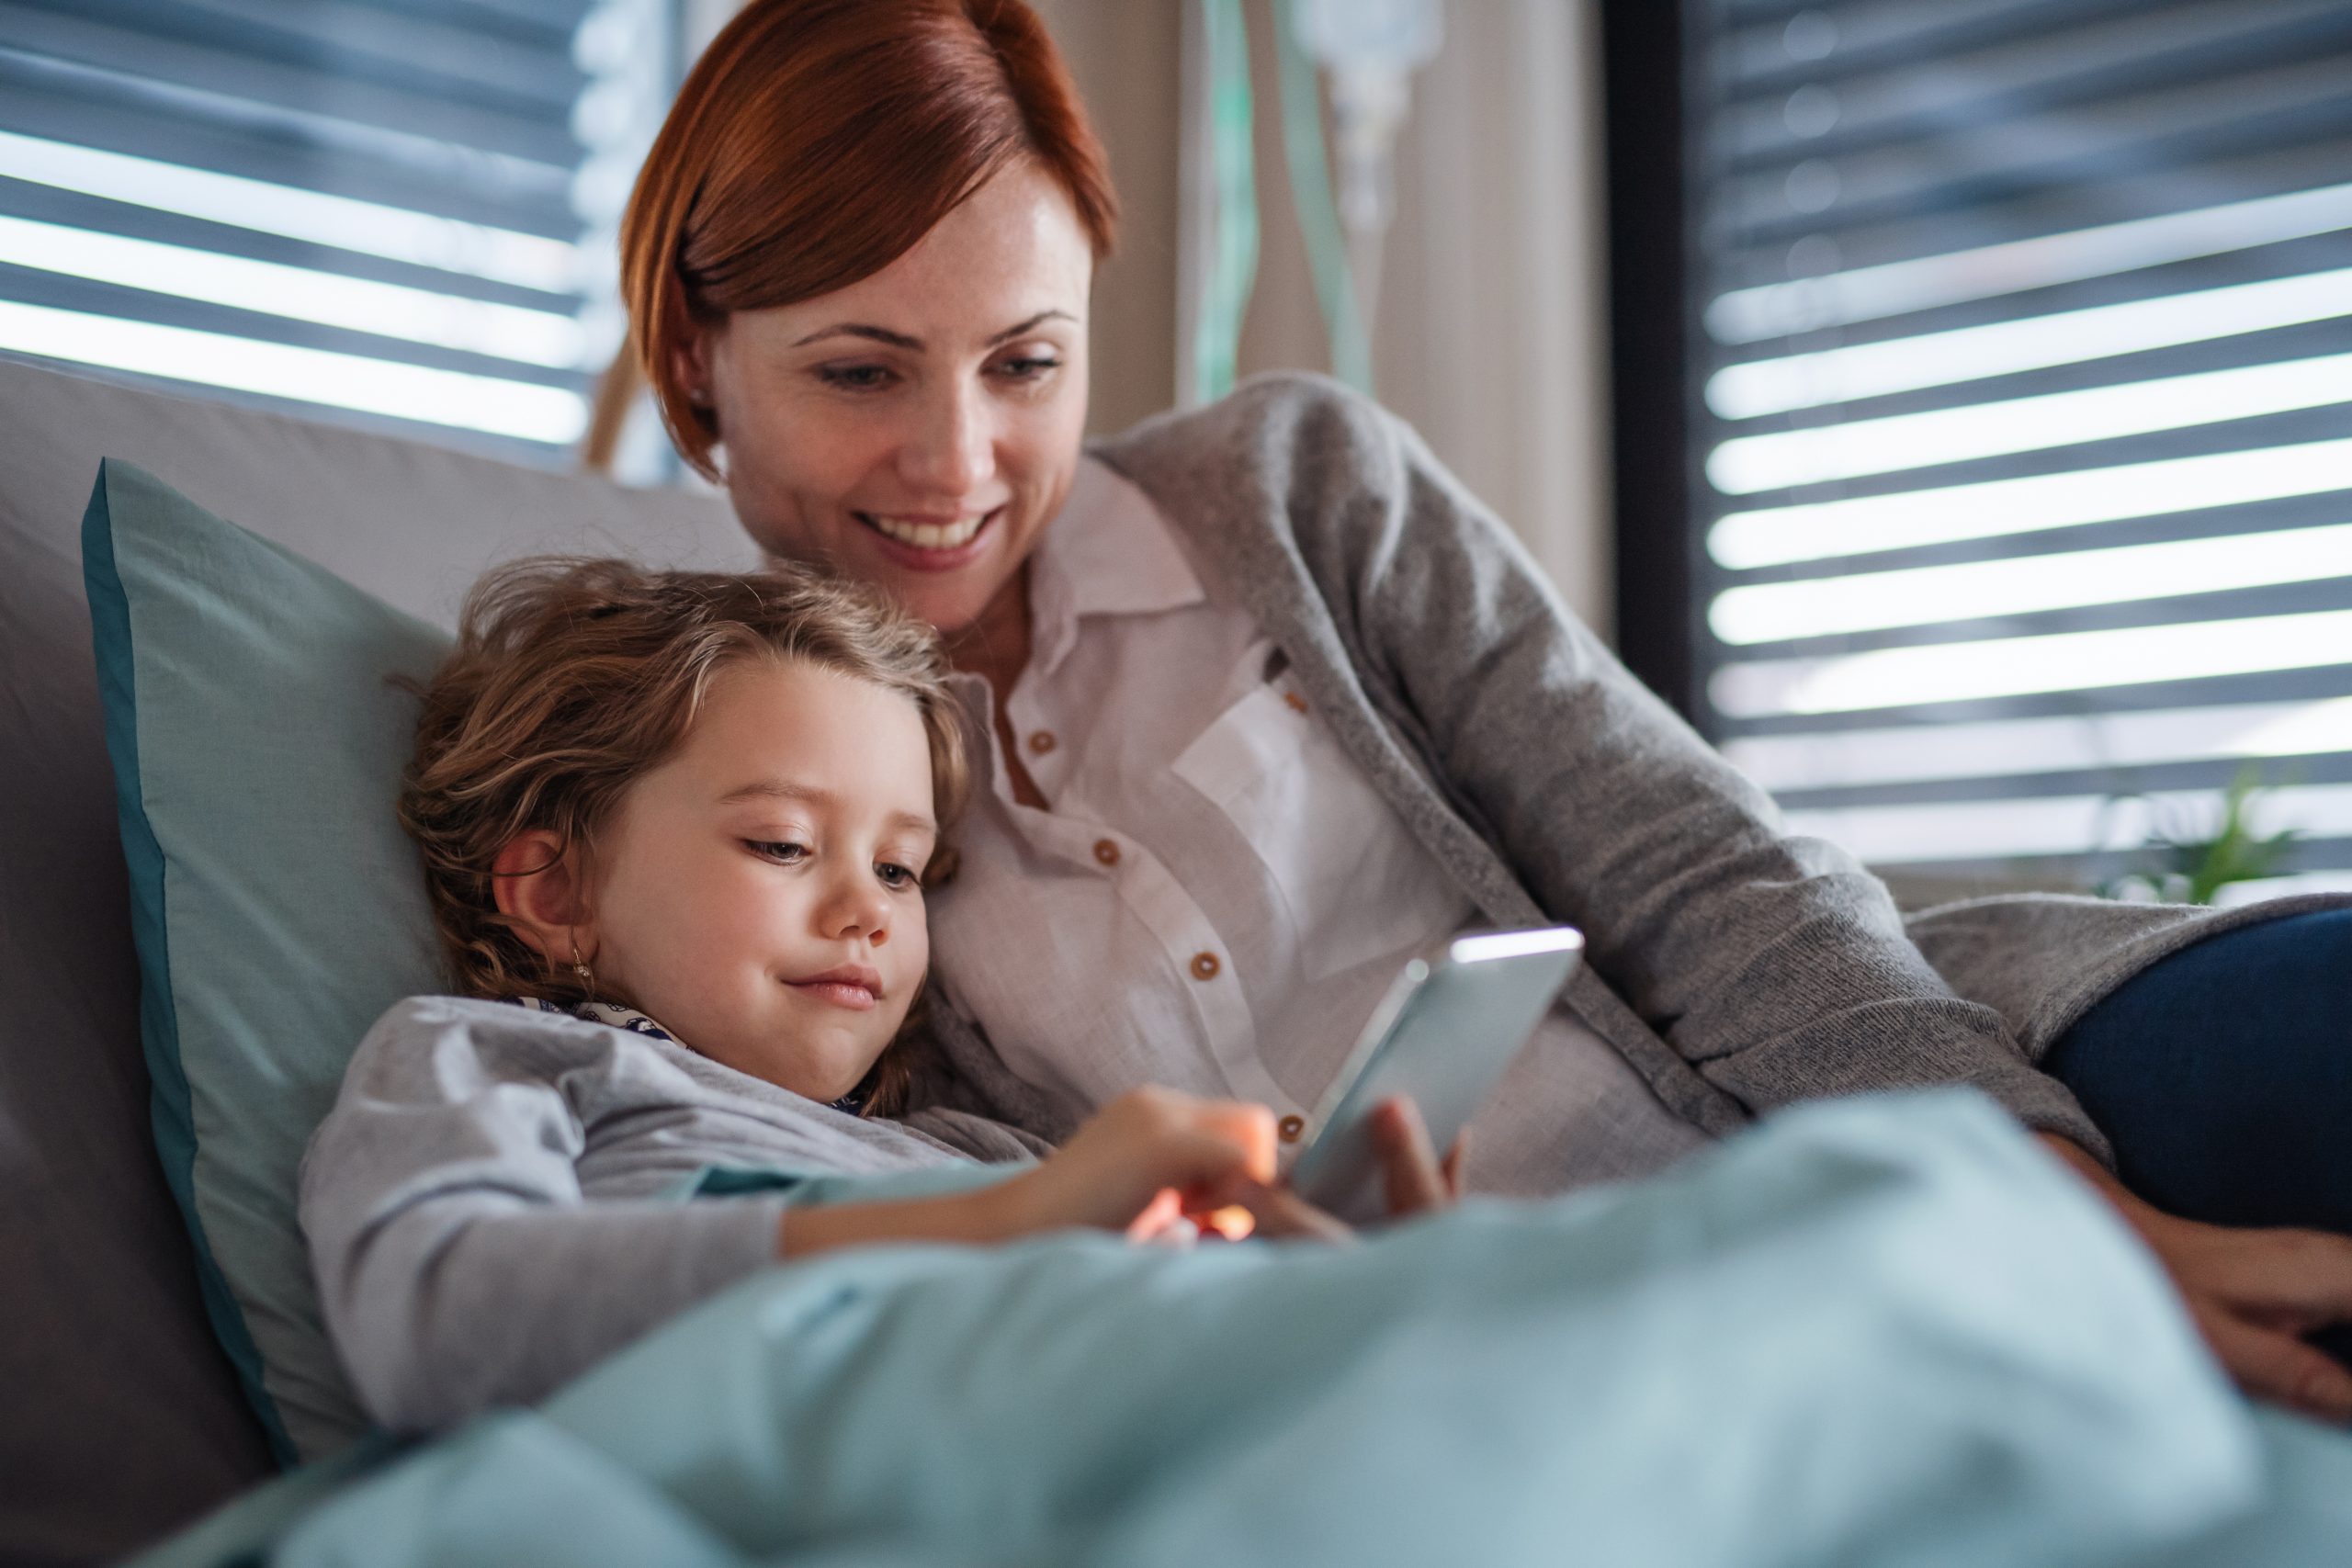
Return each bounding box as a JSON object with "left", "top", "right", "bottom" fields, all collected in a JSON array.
[{"left": 1601, "top": 0, "right": 1706, "bottom": 728}]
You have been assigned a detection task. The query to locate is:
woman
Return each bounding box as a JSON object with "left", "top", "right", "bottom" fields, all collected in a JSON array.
[{"left": 592, "top": 0, "right": 2352, "bottom": 1416}]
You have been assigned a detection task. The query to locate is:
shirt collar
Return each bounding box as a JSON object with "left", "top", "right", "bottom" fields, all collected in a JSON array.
[
  {"left": 514, "top": 995, "right": 680, "bottom": 1043},
  {"left": 509, "top": 997, "right": 867, "bottom": 1115},
  {"left": 1025, "top": 456, "right": 1204, "bottom": 677}
]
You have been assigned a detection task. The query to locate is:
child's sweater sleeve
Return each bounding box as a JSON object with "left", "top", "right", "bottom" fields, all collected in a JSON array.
[{"left": 299, "top": 997, "right": 790, "bottom": 1433}]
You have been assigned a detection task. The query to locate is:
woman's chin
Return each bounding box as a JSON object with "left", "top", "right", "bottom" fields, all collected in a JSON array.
[
  {"left": 849, "top": 516, "right": 1017, "bottom": 634},
  {"left": 896, "top": 578, "right": 998, "bottom": 637},
  {"left": 891, "top": 565, "right": 1024, "bottom": 644}
]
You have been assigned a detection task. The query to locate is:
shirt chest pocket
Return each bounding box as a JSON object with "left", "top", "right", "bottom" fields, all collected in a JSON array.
[{"left": 1170, "top": 676, "right": 1473, "bottom": 981}]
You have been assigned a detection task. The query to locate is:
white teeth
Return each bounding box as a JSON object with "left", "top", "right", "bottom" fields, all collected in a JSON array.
[{"left": 866, "top": 513, "right": 987, "bottom": 550}]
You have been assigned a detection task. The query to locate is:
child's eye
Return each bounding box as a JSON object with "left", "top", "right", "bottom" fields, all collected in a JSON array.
[
  {"left": 876, "top": 862, "right": 921, "bottom": 890},
  {"left": 747, "top": 840, "right": 808, "bottom": 863}
]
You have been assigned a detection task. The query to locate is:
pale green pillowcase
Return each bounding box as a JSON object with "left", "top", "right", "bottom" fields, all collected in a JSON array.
[{"left": 85, "top": 458, "right": 450, "bottom": 1461}]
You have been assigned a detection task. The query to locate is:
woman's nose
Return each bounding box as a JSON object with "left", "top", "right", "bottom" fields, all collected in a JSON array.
[{"left": 897, "top": 381, "right": 995, "bottom": 498}]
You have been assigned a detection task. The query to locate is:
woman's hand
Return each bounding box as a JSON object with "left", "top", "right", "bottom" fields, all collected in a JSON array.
[{"left": 2039, "top": 1134, "right": 2352, "bottom": 1422}]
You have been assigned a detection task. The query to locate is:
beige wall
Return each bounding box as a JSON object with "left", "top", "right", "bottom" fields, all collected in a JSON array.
[
  {"left": 1031, "top": 0, "right": 1616, "bottom": 637},
  {"left": 1374, "top": 0, "right": 1615, "bottom": 637},
  {"left": 1024, "top": 0, "right": 1186, "bottom": 439}
]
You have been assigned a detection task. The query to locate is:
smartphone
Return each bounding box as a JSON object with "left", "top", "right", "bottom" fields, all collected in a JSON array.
[{"left": 1284, "top": 927, "right": 1583, "bottom": 1224}]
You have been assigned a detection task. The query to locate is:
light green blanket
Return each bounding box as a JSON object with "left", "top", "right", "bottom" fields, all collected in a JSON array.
[{"left": 143, "top": 1092, "right": 2352, "bottom": 1568}]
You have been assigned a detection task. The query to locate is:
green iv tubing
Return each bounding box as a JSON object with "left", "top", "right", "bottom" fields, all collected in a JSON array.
[
  {"left": 1275, "top": 0, "right": 1373, "bottom": 395},
  {"left": 1195, "top": 0, "right": 1258, "bottom": 404},
  {"left": 1193, "top": 0, "right": 1374, "bottom": 402}
]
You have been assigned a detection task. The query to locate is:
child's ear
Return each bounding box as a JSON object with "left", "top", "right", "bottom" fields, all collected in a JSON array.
[{"left": 492, "top": 830, "right": 594, "bottom": 967}]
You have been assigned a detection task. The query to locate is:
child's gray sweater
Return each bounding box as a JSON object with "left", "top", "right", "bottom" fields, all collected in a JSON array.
[{"left": 300, "top": 995, "right": 1043, "bottom": 1431}]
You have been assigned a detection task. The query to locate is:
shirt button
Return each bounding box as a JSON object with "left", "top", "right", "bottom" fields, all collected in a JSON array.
[
  {"left": 1278, "top": 1114, "right": 1306, "bottom": 1144},
  {"left": 1189, "top": 951, "right": 1221, "bottom": 981},
  {"left": 1028, "top": 729, "right": 1057, "bottom": 756},
  {"left": 1092, "top": 838, "right": 1121, "bottom": 867}
]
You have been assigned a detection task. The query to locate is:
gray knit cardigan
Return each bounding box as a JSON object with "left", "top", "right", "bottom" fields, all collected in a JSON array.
[{"left": 906, "top": 373, "right": 2351, "bottom": 1167}]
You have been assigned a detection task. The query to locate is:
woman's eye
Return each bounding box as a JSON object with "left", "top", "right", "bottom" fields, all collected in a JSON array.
[
  {"left": 748, "top": 840, "right": 808, "bottom": 863},
  {"left": 993, "top": 355, "right": 1061, "bottom": 382},
  {"left": 816, "top": 364, "right": 895, "bottom": 391},
  {"left": 876, "top": 862, "right": 921, "bottom": 890}
]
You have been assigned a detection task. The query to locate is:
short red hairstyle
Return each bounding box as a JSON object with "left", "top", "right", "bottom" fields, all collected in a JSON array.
[{"left": 615, "top": 0, "right": 1118, "bottom": 478}]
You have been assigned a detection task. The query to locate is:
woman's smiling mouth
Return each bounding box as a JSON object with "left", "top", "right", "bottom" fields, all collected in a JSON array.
[
  {"left": 853, "top": 507, "right": 1002, "bottom": 570},
  {"left": 859, "top": 511, "right": 988, "bottom": 548}
]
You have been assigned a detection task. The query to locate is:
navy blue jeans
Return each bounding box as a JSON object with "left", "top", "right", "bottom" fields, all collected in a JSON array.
[{"left": 2042, "top": 907, "right": 2352, "bottom": 1360}]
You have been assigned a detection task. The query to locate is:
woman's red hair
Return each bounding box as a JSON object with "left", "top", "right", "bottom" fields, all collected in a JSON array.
[{"left": 604, "top": 0, "right": 1117, "bottom": 478}]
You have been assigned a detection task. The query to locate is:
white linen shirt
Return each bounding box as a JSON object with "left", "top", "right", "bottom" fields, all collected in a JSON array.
[{"left": 927, "top": 458, "right": 1710, "bottom": 1195}]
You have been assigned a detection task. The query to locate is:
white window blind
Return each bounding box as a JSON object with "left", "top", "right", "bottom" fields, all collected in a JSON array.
[
  {"left": 0, "top": 0, "right": 671, "bottom": 462},
  {"left": 1691, "top": 0, "right": 2352, "bottom": 900}
]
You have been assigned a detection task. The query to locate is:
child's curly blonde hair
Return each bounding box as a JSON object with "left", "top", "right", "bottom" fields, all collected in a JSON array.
[{"left": 399, "top": 558, "right": 968, "bottom": 1114}]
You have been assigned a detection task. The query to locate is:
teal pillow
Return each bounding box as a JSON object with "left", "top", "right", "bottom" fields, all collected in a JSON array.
[{"left": 84, "top": 459, "right": 451, "bottom": 1462}]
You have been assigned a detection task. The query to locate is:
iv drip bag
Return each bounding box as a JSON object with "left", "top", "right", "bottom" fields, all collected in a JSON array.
[{"left": 1290, "top": 0, "right": 1443, "bottom": 243}]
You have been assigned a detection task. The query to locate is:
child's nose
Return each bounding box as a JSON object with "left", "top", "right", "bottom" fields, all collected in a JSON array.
[{"left": 823, "top": 878, "right": 893, "bottom": 944}]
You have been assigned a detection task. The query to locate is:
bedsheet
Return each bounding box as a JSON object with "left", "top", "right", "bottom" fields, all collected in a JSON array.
[{"left": 138, "top": 1091, "right": 2352, "bottom": 1568}]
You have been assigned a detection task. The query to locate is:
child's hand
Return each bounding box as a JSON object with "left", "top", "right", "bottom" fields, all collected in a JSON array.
[
  {"left": 1074, "top": 1092, "right": 1467, "bottom": 1248},
  {"left": 777, "top": 1091, "right": 1462, "bottom": 1260},
  {"left": 998, "top": 1087, "right": 1278, "bottom": 1241},
  {"left": 1368, "top": 1096, "right": 1467, "bottom": 1217},
  {"left": 1219, "top": 1097, "right": 1467, "bottom": 1243},
  {"left": 994, "top": 1090, "right": 1468, "bottom": 1247}
]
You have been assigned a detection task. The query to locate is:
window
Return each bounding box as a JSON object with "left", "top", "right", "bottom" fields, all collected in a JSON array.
[
  {"left": 0, "top": 0, "right": 676, "bottom": 464},
  {"left": 1616, "top": 0, "right": 2352, "bottom": 901}
]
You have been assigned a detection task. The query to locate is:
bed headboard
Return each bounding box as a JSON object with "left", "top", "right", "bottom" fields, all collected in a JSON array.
[{"left": 0, "top": 356, "right": 748, "bottom": 1562}]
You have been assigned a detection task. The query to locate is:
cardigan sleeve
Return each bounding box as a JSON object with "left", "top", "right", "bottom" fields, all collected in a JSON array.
[{"left": 1130, "top": 375, "right": 2109, "bottom": 1160}]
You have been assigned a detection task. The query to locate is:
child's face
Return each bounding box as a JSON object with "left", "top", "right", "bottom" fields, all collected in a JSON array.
[{"left": 586, "top": 656, "right": 940, "bottom": 1102}]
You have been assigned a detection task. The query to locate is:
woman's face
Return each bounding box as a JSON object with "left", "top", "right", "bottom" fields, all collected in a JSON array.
[{"left": 680, "top": 162, "right": 1095, "bottom": 637}]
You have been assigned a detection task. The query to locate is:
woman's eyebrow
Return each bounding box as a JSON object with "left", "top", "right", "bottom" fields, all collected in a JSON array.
[
  {"left": 789, "top": 310, "right": 1076, "bottom": 352},
  {"left": 719, "top": 778, "right": 829, "bottom": 806},
  {"left": 791, "top": 324, "right": 921, "bottom": 350},
  {"left": 985, "top": 310, "right": 1076, "bottom": 344}
]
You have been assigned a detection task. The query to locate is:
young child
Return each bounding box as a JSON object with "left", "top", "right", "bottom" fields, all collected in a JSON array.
[{"left": 302, "top": 558, "right": 1446, "bottom": 1434}]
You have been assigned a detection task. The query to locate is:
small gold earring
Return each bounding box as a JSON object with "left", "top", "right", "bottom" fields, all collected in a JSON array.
[{"left": 568, "top": 936, "right": 594, "bottom": 999}]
